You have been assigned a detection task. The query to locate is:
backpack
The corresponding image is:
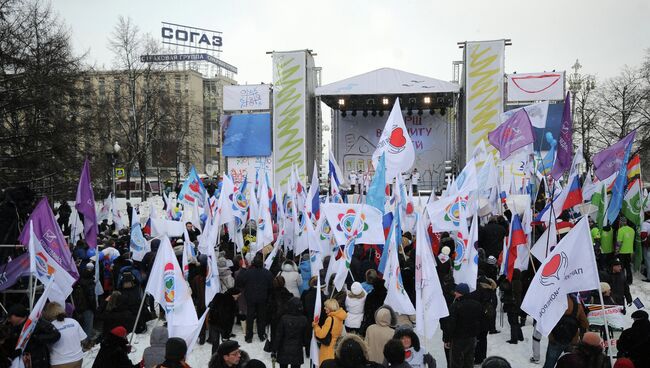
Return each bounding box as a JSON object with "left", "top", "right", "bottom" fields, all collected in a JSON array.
[
  {"left": 551, "top": 302, "right": 579, "bottom": 345},
  {"left": 316, "top": 316, "right": 333, "bottom": 346}
]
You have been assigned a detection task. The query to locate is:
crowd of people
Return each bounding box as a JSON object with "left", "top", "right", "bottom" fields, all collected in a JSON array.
[{"left": 1, "top": 193, "right": 649, "bottom": 368}]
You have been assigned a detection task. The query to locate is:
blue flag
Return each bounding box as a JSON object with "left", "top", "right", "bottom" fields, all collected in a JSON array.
[
  {"left": 606, "top": 139, "right": 633, "bottom": 224},
  {"left": 367, "top": 153, "right": 386, "bottom": 214}
]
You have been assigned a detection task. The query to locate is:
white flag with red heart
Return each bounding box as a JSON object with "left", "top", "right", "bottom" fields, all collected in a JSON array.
[{"left": 372, "top": 99, "right": 415, "bottom": 181}]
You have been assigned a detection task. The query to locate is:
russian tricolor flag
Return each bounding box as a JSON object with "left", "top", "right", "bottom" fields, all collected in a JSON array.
[
  {"left": 562, "top": 174, "right": 583, "bottom": 212},
  {"left": 329, "top": 149, "right": 344, "bottom": 186},
  {"left": 503, "top": 214, "right": 527, "bottom": 281}
]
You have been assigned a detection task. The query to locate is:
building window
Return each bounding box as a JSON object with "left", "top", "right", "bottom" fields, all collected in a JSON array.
[{"left": 98, "top": 77, "right": 106, "bottom": 101}]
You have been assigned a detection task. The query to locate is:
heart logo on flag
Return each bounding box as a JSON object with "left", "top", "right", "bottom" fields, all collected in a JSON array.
[
  {"left": 388, "top": 127, "right": 407, "bottom": 153},
  {"left": 540, "top": 252, "right": 568, "bottom": 286}
]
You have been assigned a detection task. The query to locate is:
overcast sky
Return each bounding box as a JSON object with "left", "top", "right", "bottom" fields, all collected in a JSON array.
[{"left": 53, "top": 0, "right": 649, "bottom": 86}]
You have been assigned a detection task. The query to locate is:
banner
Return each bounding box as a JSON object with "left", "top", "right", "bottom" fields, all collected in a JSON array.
[
  {"left": 222, "top": 114, "right": 272, "bottom": 157},
  {"left": 585, "top": 305, "right": 626, "bottom": 329},
  {"left": 465, "top": 40, "right": 505, "bottom": 162},
  {"left": 507, "top": 72, "right": 565, "bottom": 102},
  {"left": 223, "top": 84, "right": 271, "bottom": 111},
  {"left": 227, "top": 156, "right": 273, "bottom": 187},
  {"left": 336, "top": 112, "right": 448, "bottom": 185},
  {"left": 272, "top": 51, "right": 307, "bottom": 188}
]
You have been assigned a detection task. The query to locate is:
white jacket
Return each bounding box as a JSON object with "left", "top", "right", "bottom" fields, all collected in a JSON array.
[
  {"left": 279, "top": 263, "right": 302, "bottom": 298},
  {"left": 344, "top": 292, "right": 367, "bottom": 328}
]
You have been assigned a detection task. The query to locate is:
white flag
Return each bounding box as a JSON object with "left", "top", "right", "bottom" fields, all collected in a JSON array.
[
  {"left": 415, "top": 214, "right": 449, "bottom": 338},
  {"left": 452, "top": 214, "right": 479, "bottom": 291},
  {"left": 130, "top": 222, "right": 150, "bottom": 262},
  {"left": 145, "top": 236, "right": 197, "bottom": 327},
  {"left": 521, "top": 217, "right": 600, "bottom": 336},
  {"left": 218, "top": 174, "right": 236, "bottom": 226},
  {"left": 383, "top": 219, "right": 416, "bottom": 315},
  {"left": 501, "top": 101, "right": 549, "bottom": 129},
  {"left": 168, "top": 307, "right": 209, "bottom": 355},
  {"left": 111, "top": 195, "right": 125, "bottom": 231},
  {"left": 530, "top": 224, "right": 558, "bottom": 262},
  {"left": 29, "top": 224, "right": 74, "bottom": 306},
  {"left": 15, "top": 280, "right": 55, "bottom": 352},
  {"left": 255, "top": 175, "right": 274, "bottom": 251},
  {"left": 204, "top": 239, "right": 221, "bottom": 308},
  {"left": 372, "top": 99, "right": 415, "bottom": 181},
  {"left": 310, "top": 276, "right": 322, "bottom": 367},
  {"left": 426, "top": 195, "right": 467, "bottom": 233},
  {"left": 321, "top": 203, "right": 384, "bottom": 246}
]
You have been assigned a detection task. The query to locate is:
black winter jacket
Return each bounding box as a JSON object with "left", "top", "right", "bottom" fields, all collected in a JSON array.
[
  {"left": 92, "top": 333, "right": 138, "bottom": 368},
  {"left": 9, "top": 318, "right": 60, "bottom": 368},
  {"left": 273, "top": 298, "right": 309, "bottom": 365},
  {"left": 235, "top": 266, "right": 273, "bottom": 304},
  {"left": 443, "top": 295, "right": 483, "bottom": 341}
]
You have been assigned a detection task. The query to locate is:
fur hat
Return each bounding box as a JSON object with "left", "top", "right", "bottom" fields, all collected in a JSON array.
[{"left": 333, "top": 334, "right": 369, "bottom": 368}]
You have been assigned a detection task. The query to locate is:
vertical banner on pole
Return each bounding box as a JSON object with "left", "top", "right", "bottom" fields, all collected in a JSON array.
[
  {"left": 464, "top": 40, "right": 506, "bottom": 163},
  {"left": 272, "top": 51, "right": 307, "bottom": 189}
]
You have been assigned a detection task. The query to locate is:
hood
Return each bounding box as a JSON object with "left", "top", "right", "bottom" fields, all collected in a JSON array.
[
  {"left": 329, "top": 308, "right": 348, "bottom": 321},
  {"left": 149, "top": 326, "right": 169, "bottom": 346},
  {"left": 393, "top": 326, "right": 421, "bottom": 351},
  {"left": 374, "top": 307, "right": 392, "bottom": 327},
  {"left": 287, "top": 297, "right": 303, "bottom": 315},
  {"left": 374, "top": 305, "right": 398, "bottom": 327},
  {"left": 334, "top": 334, "right": 369, "bottom": 368},
  {"left": 282, "top": 261, "right": 297, "bottom": 272}
]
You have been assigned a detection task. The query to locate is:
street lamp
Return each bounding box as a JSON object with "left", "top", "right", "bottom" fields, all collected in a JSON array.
[{"left": 104, "top": 141, "right": 121, "bottom": 197}]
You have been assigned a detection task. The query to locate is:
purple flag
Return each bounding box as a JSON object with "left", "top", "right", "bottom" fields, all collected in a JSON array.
[
  {"left": 75, "top": 159, "right": 98, "bottom": 249},
  {"left": 488, "top": 109, "right": 535, "bottom": 160},
  {"left": 0, "top": 253, "right": 30, "bottom": 291},
  {"left": 17, "top": 198, "right": 79, "bottom": 279},
  {"left": 592, "top": 130, "right": 636, "bottom": 180},
  {"left": 551, "top": 92, "right": 573, "bottom": 179}
]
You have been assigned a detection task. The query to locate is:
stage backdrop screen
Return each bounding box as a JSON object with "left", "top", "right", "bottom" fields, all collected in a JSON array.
[
  {"left": 336, "top": 112, "right": 449, "bottom": 188},
  {"left": 221, "top": 113, "right": 272, "bottom": 157}
]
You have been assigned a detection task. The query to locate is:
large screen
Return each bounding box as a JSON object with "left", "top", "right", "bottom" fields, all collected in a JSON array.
[{"left": 222, "top": 113, "right": 272, "bottom": 157}]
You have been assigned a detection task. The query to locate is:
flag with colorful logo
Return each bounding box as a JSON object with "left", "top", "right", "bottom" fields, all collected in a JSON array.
[
  {"left": 488, "top": 109, "right": 535, "bottom": 160},
  {"left": 372, "top": 99, "right": 415, "bottom": 181},
  {"left": 178, "top": 166, "right": 207, "bottom": 206},
  {"left": 15, "top": 280, "right": 55, "bottom": 352},
  {"left": 321, "top": 203, "right": 385, "bottom": 246},
  {"left": 452, "top": 214, "right": 479, "bottom": 291}
]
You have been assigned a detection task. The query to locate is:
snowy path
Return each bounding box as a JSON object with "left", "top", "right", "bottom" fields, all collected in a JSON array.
[{"left": 82, "top": 275, "right": 649, "bottom": 367}]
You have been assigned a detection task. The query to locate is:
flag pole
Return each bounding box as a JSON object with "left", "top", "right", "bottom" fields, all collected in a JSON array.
[
  {"left": 596, "top": 286, "right": 615, "bottom": 367},
  {"left": 129, "top": 291, "right": 149, "bottom": 345}
]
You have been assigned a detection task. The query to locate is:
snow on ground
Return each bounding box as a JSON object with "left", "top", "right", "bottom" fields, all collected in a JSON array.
[{"left": 82, "top": 274, "right": 650, "bottom": 368}]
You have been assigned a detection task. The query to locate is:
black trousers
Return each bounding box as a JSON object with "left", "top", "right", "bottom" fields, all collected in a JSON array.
[
  {"left": 245, "top": 301, "right": 267, "bottom": 340},
  {"left": 619, "top": 253, "right": 633, "bottom": 284},
  {"left": 507, "top": 312, "right": 523, "bottom": 341},
  {"left": 474, "top": 330, "right": 488, "bottom": 363}
]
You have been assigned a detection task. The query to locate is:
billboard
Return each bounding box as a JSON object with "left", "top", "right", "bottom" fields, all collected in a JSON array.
[
  {"left": 227, "top": 156, "right": 273, "bottom": 187},
  {"left": 223, "top": 84, "right": 271, "bottom": 111},
  {"left": 272, "top": 51, "right": 307, "bottom": 188},
  {"left": 465, "top": 40, "right": 505, "bottom": 162},
  {"left": 221, "top": 113, "right": 272, "bottom": 157},
  {"left": 507, "top": 72, "right": 565, "bottom": 102},
  {"left": 336, "top": 112, "right": 449, "bottom": 188},
  {"left": 140, "top": 53, "right": 237, "bottom": 73}
]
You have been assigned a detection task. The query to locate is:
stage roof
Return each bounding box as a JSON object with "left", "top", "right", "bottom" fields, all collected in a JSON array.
[
  {"left": 316, "top": 67, "right": 459, "bottom": 111},
  {"left": 316, "top": 67, "right": 459, "bottom": 96}
]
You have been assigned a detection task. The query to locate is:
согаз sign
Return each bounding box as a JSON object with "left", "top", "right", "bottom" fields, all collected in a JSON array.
[{"left": 161, "top": 22, "right": 222, "bottom": 51}]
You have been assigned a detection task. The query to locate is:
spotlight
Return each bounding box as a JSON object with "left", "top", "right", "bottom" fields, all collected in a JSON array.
[
  {"left": 407, "top": 109, "right": 413, "bottom": 117},
  {"left": 382, "top": 97, "right": 389, "bottom": 105},
  {"left": 341, "top": 110, "right": 347, "bottom": 117},
  {"left": 417, "top": 109, "right": 423, "bottom": 116},
  {"left": 429, "top": 109, "right": 435, "bottom": 115},
  {"left": 362, "top": 110, "right": 368, "bottom": 117},
  {"left": 351, "top": 110, "right": 357, "bottom": 117},
  {"left": 440, "top": 107, "right": 447, "bottom": 116},
  {"left": 338, "top": 98, "right": 345, "bottom": 106},
  {"left": 371, "top": 110, "right": 377, "bottom": 117},
  {"left": 379, "top": 110, "right": 384, "bottom": 117},
  {"left": 423, "top": 96, "right": 431, "bottom": 104}
]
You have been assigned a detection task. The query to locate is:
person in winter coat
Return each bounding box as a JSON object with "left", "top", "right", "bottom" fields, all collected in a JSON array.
[
  {"left": 142, "top": 326, "right": 169, "bottom": 368},
  {"left": 543, "top": 295, "right": 589, "bottom": 368},
  {"left": 444, "top": 283, "right": 483, "bottom": 368},
  {"left": 43, "top": 302, "right": 86, "bottom": 368},
  {"left": 298, "top": 255, "right": 312, "bottom": 294},
  {"left": 218, "top": 258, "right": 236, "bottom": 291},
  {"left": 98, "top": 291, "right": 135, "bottom": 336},
  {"left": 92, "top": 326, "right": 138, "bottom": 368},
  {"left": 6, "top": 304, "right": 61, "bottom": 368},
  {"left": 313, "top": 299, "right": 348, "bottom": 364},
  {"left": 344, "top": 282, "right": 367, "bottom": 334},
  {"left": 360, "top": 276, "right": 388, "bottom": 335},
  {"left": 499, "top": 270, "right": 523, "bottom": 344},
  {"left": 472, "top": 275, "right": 497, "bottom": 364},
  {"left": 393, "top": 327, "right": 436, "bottom": 368},
  {"left": 272, "top": 297, "right": 309, "bottom": 368},
  {"left": 208, "top": 288, "right": 241, "bottom": 351},
  {"left": 555, "top": 332, "right": 608, "bottom": 368},
  {"left": 235, "top": 255, "right": 273, "bottom": 343},
  {"left": 301, "top": 276, "right": 325, "bottom": 350},
  {"left": 365, "top": 306, "right": 397, "bottom": 364},
  {"left": 383, "top": 338, "right": 412, "bottom": 368},
  {"left": 157, "top": 337, "right": 191, "bottom": 368},
  {"left": 320, "top": 334, "right": 384, "bottom": 368},
  {"left": 208, "top": 340, "right": 243, "bottom": 368},
  {"left": 278, "top": 260, "right": 302, "bottom": 298},
  {"left": 616, "top": 310, "right": 650, "bottom": 368},
  {"left": 361, "top": 269, "right": 377, "bottom": 294},
  {"left": 603, "top": 259, "right": 632, "bottom": 306},
  {"left": 72, "top": 265, "right": 96, "bottom": 340},
  {"left": 269, "top": 276, "right": 295, "bottom": 347}
]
